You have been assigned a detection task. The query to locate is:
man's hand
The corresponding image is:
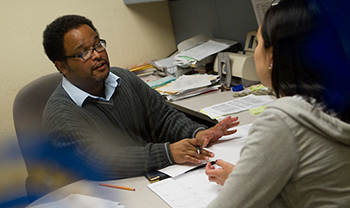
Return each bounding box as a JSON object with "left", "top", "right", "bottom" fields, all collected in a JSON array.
[
  {"left": 205, "top": 159, "right": 235, "bottom": 185},
  {"left": 196, "top": 116, "right": 239, "bottom": 147},
  {"left": 169, "top": 138, "right": 215, "bottom": 164}
]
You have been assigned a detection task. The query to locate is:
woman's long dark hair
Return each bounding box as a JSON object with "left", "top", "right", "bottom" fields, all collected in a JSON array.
[{"left": 261, "top": 0, "right": 350, "bottom": 122}]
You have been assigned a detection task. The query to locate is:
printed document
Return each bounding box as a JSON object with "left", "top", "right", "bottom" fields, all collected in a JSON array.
[
  {"left": 171, "top": 74, "right": 212, "bottom": 91},
  {"left": 148, "top": 168, "right": 221, "bottom": 208},
  {"left": 200, "top": 94, "right": 274, "bottom": 119},
  {"left": 251, "top": 0, "right": 274, "bottom": 26}
]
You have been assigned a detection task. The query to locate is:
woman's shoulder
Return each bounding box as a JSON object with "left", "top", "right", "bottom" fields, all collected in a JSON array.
[
  {"left": 269, "top": 96, "right": 308, "bottom": 106},
  {"left": 265, "top": 96, "right": 313, "bottom": 114}
]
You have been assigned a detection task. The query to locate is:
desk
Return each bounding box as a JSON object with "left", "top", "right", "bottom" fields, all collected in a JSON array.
[
  {"left": 27, "top": 90, "right": 266, "bottom": 207},
  {"left": 27, "top": 176, "right": 167, "bottom": 207}
]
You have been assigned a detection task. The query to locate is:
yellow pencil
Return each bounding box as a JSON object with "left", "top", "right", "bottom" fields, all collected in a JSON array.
[{"left": 99, "top": 183, "right": 136, "bottom": 191}]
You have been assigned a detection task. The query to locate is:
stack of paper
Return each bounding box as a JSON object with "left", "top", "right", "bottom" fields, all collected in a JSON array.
[
  {"left": 165, "top": 86, "right": 219, "bottom": 101},
  {"left": 126, "top": 60, "right": 157, "bottom": 77},
  {"left": 153, "top": 38, "right": 237, "bottom": 76},
  {"left": 175, "top": 40, "right": 231, "bottom": 65},
  {"left": 156, "top": 74, "right": 219, "bottom": 101},
  {"left": 146, "top": 75, "right": 177, "bottom": 89},
  {"left": 152, "top": 56, "right": 178, "bottom": 76}
]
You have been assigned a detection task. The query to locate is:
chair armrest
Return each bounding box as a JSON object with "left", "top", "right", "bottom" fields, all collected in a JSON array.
[
  {"left": 25, "top": 172, "right": 59, "bottom": 202},
  {"left": 25, "top": 167, "right": 80, "bottom": 203}
]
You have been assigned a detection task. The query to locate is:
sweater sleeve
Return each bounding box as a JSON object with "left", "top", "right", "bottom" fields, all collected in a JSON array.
[{"left": 207, "top": 107, "right": 298, "bottom": 207}]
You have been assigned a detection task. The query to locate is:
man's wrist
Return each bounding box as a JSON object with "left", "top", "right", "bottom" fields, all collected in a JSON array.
[
  {"left": 193, "top": 126, "right": 206, "bottom": 138},
  {"left": 164, "top": 142, "right": 175, "bottom": 164}
]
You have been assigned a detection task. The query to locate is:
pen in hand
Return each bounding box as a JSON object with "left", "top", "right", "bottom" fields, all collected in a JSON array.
[
  {"left": 197, "top": 146, "right": 201, "bottom": 155},
  {"left": 197, "top": 145, "right": 215, "bottom": 161}
]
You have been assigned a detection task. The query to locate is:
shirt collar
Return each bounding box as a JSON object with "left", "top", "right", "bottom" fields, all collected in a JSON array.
[{"left": 62, "top": 72, "right": 120, "bottom": 107}]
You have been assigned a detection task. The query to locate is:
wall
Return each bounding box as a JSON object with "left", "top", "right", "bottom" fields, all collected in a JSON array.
[{"left": 0, "top": 0, "right": 175, "bottom": 204}]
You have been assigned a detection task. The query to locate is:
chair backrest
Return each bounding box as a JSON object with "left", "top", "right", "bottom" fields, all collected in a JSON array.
[{"left": 13, "top": 73, "right": 62, "bottom": 202}]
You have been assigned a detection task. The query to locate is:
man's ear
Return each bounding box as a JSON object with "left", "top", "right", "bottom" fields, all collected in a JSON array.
[{"left": 55, "top": 61, "right": 68, "bottom": 75}]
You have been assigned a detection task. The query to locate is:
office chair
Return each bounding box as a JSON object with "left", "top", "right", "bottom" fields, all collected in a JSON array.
[{"left": 13, "top": 73, "right": 76, "bottom": 202}]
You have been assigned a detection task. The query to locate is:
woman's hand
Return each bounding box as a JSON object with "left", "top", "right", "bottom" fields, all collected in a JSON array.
[{"left": 205, "top": 159, "right": 235, "bottom": 185}]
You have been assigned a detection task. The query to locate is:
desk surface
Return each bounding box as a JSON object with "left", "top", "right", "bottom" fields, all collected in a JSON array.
[
  {"left": 27, "top": 176, "right": 167, "bottom": 207},
  {"left": 28, "top": 90, "right": 265, "bottom": 207}
]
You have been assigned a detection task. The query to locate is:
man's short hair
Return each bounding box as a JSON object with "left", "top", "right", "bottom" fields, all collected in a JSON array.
[{"left": 43, "top": 14, "right": 99, "bottom": 63}]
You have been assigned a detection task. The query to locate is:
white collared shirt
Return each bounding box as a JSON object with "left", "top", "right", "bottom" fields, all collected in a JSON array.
[{"left": 62, "top": 72, "right": 121, "bottom": 107}]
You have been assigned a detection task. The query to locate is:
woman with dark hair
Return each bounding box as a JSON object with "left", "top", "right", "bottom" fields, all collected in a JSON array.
[{"left": 205, "top": 0, "right": 350, "bottom": 207}]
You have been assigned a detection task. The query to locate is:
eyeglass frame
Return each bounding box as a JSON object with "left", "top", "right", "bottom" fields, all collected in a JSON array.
[
  {"left": 271, "top": 0, "right": 280, "bottom": 6},
  {"left": 64, "top": 39, "right": 107, "bottom": 61}
]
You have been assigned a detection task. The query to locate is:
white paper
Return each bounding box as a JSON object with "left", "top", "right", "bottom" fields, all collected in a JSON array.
[
  {"left": 170, "top": 74, "right": 212, "bottom": 91},
  {"left": 148, "top": 168, "right": 222, "bottom": 208},
  {"left": 158, "top": 123, "right": 252, "bottom": 177},
  {"left": 176, "top": 40, "right": 230, "bottom": 61},
  {"left": 29, "top": 194, "right": 124, "bottom": 208},
  {"left": 154, "top": 56, "right": 176, "bottom": 68},
  {"left": 251, "top": 0, "right": 274, "bottom": 26},
  {"left": 166, "top": 86, "right": 219, "bottom": 101},
  {"left": 201, "top": 94, "right": 274, "bottom": 119},
  {"left": 153, "top": 56, "right": 178, "bottom": 74}
]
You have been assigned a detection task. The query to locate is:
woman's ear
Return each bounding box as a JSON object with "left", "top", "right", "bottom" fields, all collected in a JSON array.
[
  {"left": 268, "top": 47, "right": 274, "bottom": 63},
  {"left": 55, "top": 61, "right": 68, "bottom": 75}
]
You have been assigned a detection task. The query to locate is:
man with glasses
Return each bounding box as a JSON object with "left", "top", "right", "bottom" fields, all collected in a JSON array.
[{"left": 42, "top": 14, "right": 239, "bottom": 180}]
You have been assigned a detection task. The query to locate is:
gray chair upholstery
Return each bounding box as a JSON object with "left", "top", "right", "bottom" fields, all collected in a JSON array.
[{"left": 13, "top": 73, "right": 75, "bottom": 202}]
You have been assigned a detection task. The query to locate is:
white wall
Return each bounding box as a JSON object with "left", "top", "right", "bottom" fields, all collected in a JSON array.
[{"left": 0, "top": 0, "right": 175, "bottom": 203}]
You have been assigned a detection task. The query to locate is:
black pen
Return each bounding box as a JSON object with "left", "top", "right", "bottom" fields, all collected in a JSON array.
[{"left": 185, "top": 161, "right": 216, "bottom": 173}]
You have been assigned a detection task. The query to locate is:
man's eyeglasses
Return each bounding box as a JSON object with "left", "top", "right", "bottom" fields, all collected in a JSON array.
[
  {"left": 65, "top": 39, "right": 107, "bottom": 60},
  {"left": 271, "top": 0, "right": 280, "bottom": 6}
]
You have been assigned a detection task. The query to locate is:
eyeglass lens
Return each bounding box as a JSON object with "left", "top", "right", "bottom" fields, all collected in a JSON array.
[{"left": 82, "top": 40, "right": 106, "bottom": 60}]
